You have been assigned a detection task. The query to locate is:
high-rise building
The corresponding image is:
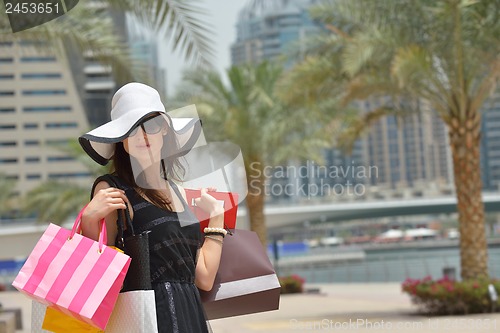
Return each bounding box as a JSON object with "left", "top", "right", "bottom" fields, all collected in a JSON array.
[
  {"left": 231, "top": 0, "right": 320, "bottom": 65},
  {"left": 0, "top": 41, "right": 91, "bottom": 196},
  {"left": 360, "top": 98, "right": 453, "bottom": 196},
  {"left": 67, "top": 6, "right": 126, "bottom": 129},
  {"left": 481, "top": 92, "right": 500, "bottom": 191},
  {"left": 127, "top": 16, "right": 167, "bottom": 98},
  {"left": 231, "top": 0, "right": 459, "bottom": 201}
]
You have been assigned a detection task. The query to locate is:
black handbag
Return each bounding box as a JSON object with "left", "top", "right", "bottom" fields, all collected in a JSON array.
[{"left": 92, "top": 174, "right": 152, "bottom": 291}]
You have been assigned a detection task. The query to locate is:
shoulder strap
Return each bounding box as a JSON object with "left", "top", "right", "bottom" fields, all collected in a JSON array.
[
  {"left": 91, "top": 174, "right": 135, "bottom": 249},
  {"left": 168, "top": 180, "right": 189, "bottom": 209}
]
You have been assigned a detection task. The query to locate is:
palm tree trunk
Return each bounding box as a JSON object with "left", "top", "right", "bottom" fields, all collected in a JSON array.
[
  {"left": 448, "top": 113, "right": 489, "bottom": 280},
  {"left": 245, "top": 159, "right": 267, "bottom": 248}
]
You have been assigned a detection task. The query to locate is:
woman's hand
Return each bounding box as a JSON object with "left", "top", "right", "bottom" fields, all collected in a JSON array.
[
  {"left": 81, "top": 181, "right": 128, "bottom": 244},
  {"left": 83, "top": 186, "right": 128, "bottom": 222},
  {"left": 194, "top": 187, "right": 224, "bottom": 217}
]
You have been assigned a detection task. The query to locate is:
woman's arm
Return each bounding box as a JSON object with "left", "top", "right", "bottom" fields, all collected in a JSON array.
[
  {"left": 195, "top": 209, "right": 224, "bottom": 291},
  {"left": 176, "top": 186, "right": 225, "bottom": 291}
]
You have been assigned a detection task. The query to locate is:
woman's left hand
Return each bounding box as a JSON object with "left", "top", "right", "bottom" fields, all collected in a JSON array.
[{"left": 194, "top": 188, "right": 224, "bottom": 216}]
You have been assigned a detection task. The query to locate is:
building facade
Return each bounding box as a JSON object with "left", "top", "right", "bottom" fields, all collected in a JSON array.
[
  {"left": 481, "top": 92, "right": 500, "bottom": 191},
  {"left": 231, "top": 0, "right": 320, "bottom": 65},
  {"left": 360, "top": 99, "right": 453, "bottom": 198},
  {"left": 0, "top": 41, "right": 91, "bottom": 196}
]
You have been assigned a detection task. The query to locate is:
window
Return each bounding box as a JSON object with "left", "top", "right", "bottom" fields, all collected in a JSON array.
[
  {"left": 26, "top": 174, "right": 41, "bottom": 180},
  {"left": 0, "top": 42, "right": 13, "bottom": 46},
  {"left": 0, "top": 141, "right": 17, "bottom": 147},
  {"left": 0, "top": 74, "right": 14, "bottom": 80},
  {"left": 25, "top": 157, "right": 40, "bottom": 163},
  {"left": 24, "top": 140, "right": 40, "bottom": 146},
  {"left": 0, "top": 108, "right": 15, "bottom": 113},
  {"left": 0, "top": 58, "right": 13, "bottom": 63},
  {"left": 0, "top": 158, "right": 17, "bottom": 164},
  {"left": 22, "top": 90, "right": 66, "bottom": 95},
  {"left": 24, "top": 123, "right": 38, "bottom": 129},
  {"left": 46, "top": 139, "right": 70, "bottom": 146},
  {"left": 45, "top": 122, "right": 78, "bottom": 129},
  {"left": 20, "top": 56, "right": 56, "bottom": 62},
  {"left": 0, "top": 91, "right": 15, "bottom": 96},
  {"left": 47, "top": 156, "right": 74, "bottom": 162},
  {"left": 49, "top": 172, "right": 92, "bottom": 179},
  {"left": 23, "top": 106, "right": 71, "bottom": 113},
  {"left": 21, "top": 73, "right": 62, "bottom": 79},
  {"left": 0, "top": 124, "right": 16, "bottom": 130}
]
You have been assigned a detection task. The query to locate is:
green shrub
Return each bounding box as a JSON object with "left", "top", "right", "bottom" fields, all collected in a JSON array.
[
  {"left": 279, "top": 274, "right": 305, "bottom": 294},
  {"left": 402, "top": 276, "right": 500, "bottom": 315}
]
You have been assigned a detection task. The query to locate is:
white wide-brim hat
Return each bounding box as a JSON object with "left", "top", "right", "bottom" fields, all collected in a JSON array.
[{"left": 79, "top": 82, "right": 202, "bottom": 165}]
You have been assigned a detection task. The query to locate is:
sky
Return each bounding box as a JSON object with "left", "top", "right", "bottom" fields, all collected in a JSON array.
[{"left": 160, "top": 0, "right": 247, "bottom": 96}]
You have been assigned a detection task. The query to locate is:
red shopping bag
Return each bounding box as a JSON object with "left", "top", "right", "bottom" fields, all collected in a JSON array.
[
  {"left": 184, "top": 189, "right": 238, "bottom": 231},
  {"left": 12, "top": 206, "right": 131, "bottom": 330}
]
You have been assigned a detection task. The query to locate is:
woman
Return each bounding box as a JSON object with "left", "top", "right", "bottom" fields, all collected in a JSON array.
[{"left": 78, "top": 82, "right": 225, "bottom": 332}]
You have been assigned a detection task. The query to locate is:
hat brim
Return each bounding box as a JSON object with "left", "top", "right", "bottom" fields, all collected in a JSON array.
[{"left": 79, "top": 110, "right": 202, "bottom": 165}]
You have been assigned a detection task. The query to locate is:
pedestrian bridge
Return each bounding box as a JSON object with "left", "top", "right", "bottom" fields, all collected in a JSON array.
[{"left": 236, "top": 192, "right": 500, "bottom": 230}]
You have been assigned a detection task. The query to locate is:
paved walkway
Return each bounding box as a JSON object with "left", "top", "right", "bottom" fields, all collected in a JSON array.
[
  {"left": 1, "top": 283, "right": 499, "bottom": 332},
  {"left": 209, "top": 283, "right": 500, "bottom": 333}
]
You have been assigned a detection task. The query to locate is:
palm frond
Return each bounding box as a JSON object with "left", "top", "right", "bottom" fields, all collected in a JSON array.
[
  {"left": 23, "top": 181, "right": 88, "bottom": 224},
  {"left": 106, "top": 0, "right": 215, "bottom": 65},
  {"left": 0, "top": 174, "right": 17, "bottom": 213}
]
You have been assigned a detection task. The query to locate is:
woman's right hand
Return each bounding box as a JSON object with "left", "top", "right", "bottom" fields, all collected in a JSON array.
[
  {"left": 81, "top": 181, "right": 128, "bottom": 244},
  {"left": 84, "top": 185, "right": 128, "bottom": 222}
]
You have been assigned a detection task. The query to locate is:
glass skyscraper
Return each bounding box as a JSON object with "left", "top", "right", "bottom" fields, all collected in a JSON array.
[{"left": 231, "top": 0, "right": 320, "bottom": 66}]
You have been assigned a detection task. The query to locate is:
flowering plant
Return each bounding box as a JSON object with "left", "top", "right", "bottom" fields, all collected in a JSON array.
[
  {"left": 402, "top": 275, "right": 500, "bottom": 315},
  {"left": 279, "top": 274, "right": 305, "bottom": 294}
]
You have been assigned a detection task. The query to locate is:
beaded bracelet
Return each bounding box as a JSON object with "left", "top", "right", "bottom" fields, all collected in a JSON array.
[
  {"left": 205, "top": 231, "right": 226, "bottom": 238},
  {"left": 204, "top": 235, "right": 223, "bottom": 245},
  {"left": 203, "top": 227, "right": 228, "bottom": 237}
]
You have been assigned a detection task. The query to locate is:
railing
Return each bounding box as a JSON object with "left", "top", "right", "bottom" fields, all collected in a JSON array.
[{"left": 277, "top": 247, "right": 500, "bottom": 283}]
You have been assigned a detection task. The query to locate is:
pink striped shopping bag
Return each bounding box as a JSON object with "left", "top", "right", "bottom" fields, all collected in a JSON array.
[{"left": 12, "top": 206, "right": 131, "bottom": 330}]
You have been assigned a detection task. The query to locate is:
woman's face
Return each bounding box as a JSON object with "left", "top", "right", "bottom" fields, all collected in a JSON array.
[{"left": 123, "top": 114, "right": 168, "bottom": 164}]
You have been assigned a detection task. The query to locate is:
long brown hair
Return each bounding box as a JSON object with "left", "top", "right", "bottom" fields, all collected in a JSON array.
[{"left": 111, "top": 120, "right": 186, "bottom": 211}]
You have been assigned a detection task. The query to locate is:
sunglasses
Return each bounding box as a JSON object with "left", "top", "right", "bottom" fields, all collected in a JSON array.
[{"left": 129, "top": 116, "right": 166, "bottom": 137}]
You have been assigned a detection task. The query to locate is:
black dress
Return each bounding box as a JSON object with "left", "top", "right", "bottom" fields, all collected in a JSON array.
[{"left": 116, "top": 177, "right": 210, "bottom": 333}]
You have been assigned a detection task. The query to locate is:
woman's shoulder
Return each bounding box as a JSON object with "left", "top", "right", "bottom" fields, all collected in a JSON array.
[
  {"left": 92, "top": 174, "right": 129, "bottom": 195},
  {"left": 91, "top": 174, "right": 113, "bottom": 195}
]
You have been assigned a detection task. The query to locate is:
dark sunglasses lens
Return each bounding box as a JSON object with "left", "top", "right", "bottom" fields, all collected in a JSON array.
[
  {"left": 142, "top": 118, "right": 163, "bottom": 134},
  {"left": 129, "top": 117, "right": 165, "bottom": 136}
]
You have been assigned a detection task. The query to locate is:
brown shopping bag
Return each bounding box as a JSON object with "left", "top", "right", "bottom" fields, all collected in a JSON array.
[{"left": 199, "top": 229, "right": 281, "bottom": 319}]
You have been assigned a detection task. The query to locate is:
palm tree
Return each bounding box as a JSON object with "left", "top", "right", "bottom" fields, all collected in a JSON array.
[
  {"left": 0, "top": 174, "right": 18, "bottom": 219},
  {"left": 282, "top": 0, "right": 500, "bottom": 280},
  {"left": 22, "top": 140, "right": 110, "bottom": 224},
  {"left": 180, "top": 62, "right": 326, "bottom": 246}
]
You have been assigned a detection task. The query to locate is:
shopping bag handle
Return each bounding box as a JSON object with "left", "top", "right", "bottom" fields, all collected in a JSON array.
[{"left": 70, "top": 204, "right": 107, "bottom": 252}]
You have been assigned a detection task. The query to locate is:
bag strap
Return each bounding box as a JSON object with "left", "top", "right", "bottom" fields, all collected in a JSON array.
[{"left": 91, "top": 174, "right": 135, "bottom": 249}]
